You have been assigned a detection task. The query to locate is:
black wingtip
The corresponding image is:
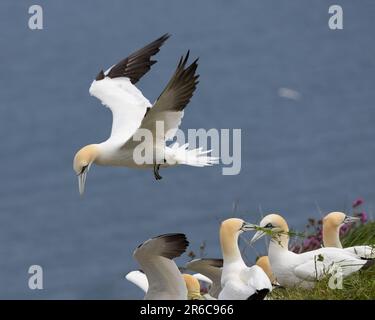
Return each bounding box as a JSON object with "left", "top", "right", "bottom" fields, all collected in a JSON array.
[
  {"left": 186, "top": 258, "right": 223, "bottom": 269},
  {"left": 363, "top": 258, "right": 375, "bottom": 269},
  {"left": 160, "top": 33, "right": 171, "bottom": 40},
  {"left": 106, "top": 33, "right": 171, "bottom": 83},
  {"left": 155, "top": 33, "right": 171, "bottom": 47},
  {"left": 154, "top": 233, "right": 189, "bottom": 259},
  {"left": 247, "top": 289, "right": 270, "bottom": 300},
  {"left": 203, "top": 258, "right": 223, "bottom": 268},
  {"left": 183, "top": 50, "right": 190, "bottom": 66},
  {"left": 95, "top": 70, "right": 105, "bottom": 81}
]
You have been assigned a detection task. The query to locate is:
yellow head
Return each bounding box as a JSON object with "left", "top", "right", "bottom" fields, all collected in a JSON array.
[
  {"left": 220, "top": 218, "right": 244, "bottom": 235},
  {"left": 323, "top": 212, "right": 359, "bottom": 248},
  {"left": 220, "top": 218, "right": 256, "bottom": 260},
  {"left": 250, "top": 214, "right": 290, "bottom": 248},
  {"left": 183, "top": 274, "right": 202, "bottom": 300},
  {"left": 73, "top": 144, "right": 99, "bottom": 195},
  {"left": 323, "top": 212, "right": 346, "bottom": 228}
]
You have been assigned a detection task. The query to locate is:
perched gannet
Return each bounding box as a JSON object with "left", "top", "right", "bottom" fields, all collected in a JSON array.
[
  {"left": 250, "top": 214, "right": 369, "bottom": 289},
  {"left": 323, "top": 212, "right": 375, "bottom": 259},
  {"left": 126, "top": 270, "right": 207, "bottom": 300},
  {"left": 73, "top": 34, "right": 218, "bottom": 195},
  {"left": 256, "top": 256, "right": 278, "bottom": 285},
  {"left": 132, "top": 233, "right": 189, "bottom": 300},
  {"left": 218, "top": 218, "right": 272, "bottom": 300},
  {"left": 185, "top": 258, "right": 223, "bottom": 299}
]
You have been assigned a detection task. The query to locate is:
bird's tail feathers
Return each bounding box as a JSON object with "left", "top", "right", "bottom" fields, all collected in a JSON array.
[{"left": 169, "top": 143, "right": 219, "bottom": 167}]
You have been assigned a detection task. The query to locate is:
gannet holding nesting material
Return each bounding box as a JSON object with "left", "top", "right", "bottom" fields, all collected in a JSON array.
[
  {"left": 73, "top": 34, "right": 218, "bottom": 195},
  {"left": 250, "top": 214, "right": 369, "bottom": 289},
  {"left": 323, "top": 212, "right": 375, "bottom": 259},
  {"left": 132, "top": 233, "right": 189, "bottom": 300},
  {"left": 218, "top": 218, "right": 272, "bottom": 300}
]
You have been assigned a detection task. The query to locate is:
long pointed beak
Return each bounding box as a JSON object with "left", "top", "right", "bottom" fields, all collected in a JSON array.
[
  {"left": 78, "top": 171, "right": 88, "bottom": 196},
  {"left": 241, "top": 222, "right": 258, "bottom": 232},
  {"left": 250, "top": 230, "right": 266, "bottom": 245},
  {"left": 344, "top": 215, "right": 360, "bottom": 224}
]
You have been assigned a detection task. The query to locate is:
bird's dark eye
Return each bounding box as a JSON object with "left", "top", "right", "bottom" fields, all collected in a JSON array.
[
  {"left": 265, "top": 223, "right": 273, "bottom": 228},
  {"left": 80, "top": 165, "right": 88, "bottom": 175},
  {"left": 95, "top": 70, "right": 105, "bottom": 81}
]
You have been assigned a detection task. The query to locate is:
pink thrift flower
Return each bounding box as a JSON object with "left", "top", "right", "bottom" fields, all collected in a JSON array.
[
  {"left": 352, "top": 198, "right": 364, "bottom": 208},
  {"left": 340, "top": 224, "right": 350, "bottom": 236},
  {"left": 358, "top": 212, "right": 368, "bottom": 224}
]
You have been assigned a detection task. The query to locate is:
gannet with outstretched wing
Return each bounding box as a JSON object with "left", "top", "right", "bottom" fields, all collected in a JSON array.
[
  {"left": 73, "top": 34, "right": 218, "bottom": 194},
  {"left": 250, "top": 214, "right": 370, "bottom": 289},
  {"left": 185, "top": 258, "right": 223, "bottom": 299},
  {"left": 126, "top": 270, "right": 208, "bottom": 299},
  {"left": 132, "top": 233, "right": 189, "bottom": 300}
]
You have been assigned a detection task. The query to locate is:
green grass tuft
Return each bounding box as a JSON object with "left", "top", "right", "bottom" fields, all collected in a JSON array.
[{"left": 269, "top": 222, "right": 375, "bottom": 300}]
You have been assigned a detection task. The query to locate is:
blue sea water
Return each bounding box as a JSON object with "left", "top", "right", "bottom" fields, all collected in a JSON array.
[{"left": 0, "top": 0, "right": 374, "bottom": 299}]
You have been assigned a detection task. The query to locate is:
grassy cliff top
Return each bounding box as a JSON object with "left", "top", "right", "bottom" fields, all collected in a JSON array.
[{"left": 270, "top": 221, "right": 375, "bottom": 300}]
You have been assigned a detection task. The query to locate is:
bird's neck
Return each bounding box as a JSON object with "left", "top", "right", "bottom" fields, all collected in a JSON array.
[
  {"left": 269, "top": 232, "right": 289, "bottom": 251},
  {"left": 220, "top": 228, "right": 243, "bottom": 263},
  {"left": 323, "top": 224, "right": 342, "bottom": 248}
]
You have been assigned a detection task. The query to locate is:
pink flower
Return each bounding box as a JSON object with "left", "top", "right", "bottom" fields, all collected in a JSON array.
[
  {"left": 357, "top": 212, "right": 368, "bottom": 224},
  {"left": 303, "top": 238, "right": 312, "bottom": 248},
  {"left": 340, "top": 224, "right": 350, "bottom": 236},
  {"left": 352, "top": 198, "right": 364, "bottom": 208}
]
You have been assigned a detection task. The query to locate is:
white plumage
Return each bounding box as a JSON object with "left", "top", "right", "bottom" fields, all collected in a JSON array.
[
  {"left": 250, "top": 214, "right": 369, "bottom": 289},
  {"left": 73, "top": 34, "right": 218, "bottom": 194},
  {"left": 125, "top": 270, "right": 149, "bottom": 293},
  {"left": 322, "top": 212, "right": 375, "bottom": 259},
  {"left": 218, "top": 218, "right": 272, "bottom": 300},
  {"left": 132, "top": 233, "right": 189, "bottom": 300}
]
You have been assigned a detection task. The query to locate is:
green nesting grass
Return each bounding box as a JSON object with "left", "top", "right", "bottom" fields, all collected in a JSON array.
[{"left": 269, "top": 222, "right": 375, "bottom": 300}]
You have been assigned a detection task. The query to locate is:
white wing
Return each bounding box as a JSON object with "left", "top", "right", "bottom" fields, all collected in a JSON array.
[
  {"left": 185, "top": 258, "right": 223, "bottom": 298},
  {"left": 125, "top": 270, "right": 149, "bottom": 293},
  {"left": 242, "top": 265, "right": 273, "bottom": 292},
  {"left": 133, "top": 233, "right": 189, "bottom": 300},
  {"left": 218, "top": 279, "right": 256, "bottom": 300},
  {"left": 192, "top": 273, "right": 213, "bottom": 285},
  {"left": 219, "top": 266, "right": 271, "bottom": 300},
  {"left": 123, "top": 51, "right": 199, "bottom": 151},
  {"left": 88, "top": 34, "right": 170, "bottom": 144},
  {"left": 90, "top": 78, "right": 151, "bottom": 143},
  {"left": 294, "top": 248, "right": 367, "bottom": 281},
  {"left": 344, "top": 246, "right": 375, "bottom": 259}
]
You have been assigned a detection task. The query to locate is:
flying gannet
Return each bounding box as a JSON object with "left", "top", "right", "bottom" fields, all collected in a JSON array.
[
  {"left": 323, "top": 212, "right": 375, "bottom": 259},
  {"left": 218, "top": 218, "right": 272, "bottom": 300},
  {"left": 185, "top": 258, "right": 223, "bottom": 299},
  {"left": 73, "top": 34, "right": 218, "bottom": 195},
  {"left": 132, "top": 233, "right": 189, "bottom": 300},
  {"left": 250, "top": 214, "right": 369, "bottom": 289}
]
